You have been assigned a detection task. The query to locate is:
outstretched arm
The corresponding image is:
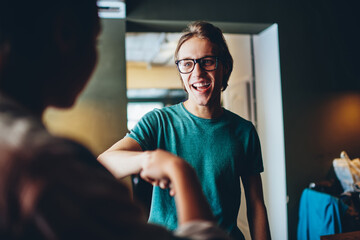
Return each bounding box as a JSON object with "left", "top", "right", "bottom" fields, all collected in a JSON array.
[
  {"left": 242, "top": 174, "right": 271, "bottom": 240},
  {"left": 99, "top": 139, "right": 220, "bottom": 231},
  {"left": 97, "top": 137, "right": 147, "bottom": 178}
]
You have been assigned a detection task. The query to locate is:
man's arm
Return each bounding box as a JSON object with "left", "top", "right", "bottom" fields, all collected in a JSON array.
[
  {"left": 242, "top": 174, "right": 271, "bottom": 240},
  {"left": 97, "top": 137, "right": 148, "bottom": 178},
  {"left": 99, "top": 139, "right": 230, "bottom": 238}
]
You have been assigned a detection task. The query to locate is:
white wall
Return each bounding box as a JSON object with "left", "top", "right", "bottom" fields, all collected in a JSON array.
[
  {"left": 222, "top": 34, "right": 253, "bottom": 240},
  {"left": 253, "top": 24, "right": 288, "bottom": 239},
  {"left": 223, "top": 34, "right": 253, "bottom": 122}
]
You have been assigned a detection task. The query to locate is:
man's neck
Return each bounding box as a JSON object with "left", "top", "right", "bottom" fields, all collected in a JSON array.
[
  {"left": 21, "top": 99, "right": 45, "bottom": 117},
  {"left": 0, "top": 91, "right": 45, "bottom": 117},
  {"left": 183, "top": 100, "right": 223, "bottom": 119}
]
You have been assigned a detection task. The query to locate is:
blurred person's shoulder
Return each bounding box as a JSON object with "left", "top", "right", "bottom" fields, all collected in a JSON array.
[
  {"left": 0, "top": 93, "right": 106, "bottom": 172},
  {"left": 0, "top": 93, "right": 47, "bottom": 146},
  {"left": 44, "top": 136, "right": 108, "bottom": 172}
]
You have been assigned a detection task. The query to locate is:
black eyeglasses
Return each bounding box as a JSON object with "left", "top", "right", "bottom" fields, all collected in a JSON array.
[{"left": 175, "top": 56, "right": 218, "bottom": 74}]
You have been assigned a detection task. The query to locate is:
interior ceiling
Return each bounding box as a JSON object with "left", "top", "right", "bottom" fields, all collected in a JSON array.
[
  {"left": 126, "top": 19, "right": 272, "bottom": 34},
  {"left": 126, "top": 32, "right": 181, "bottom": 66},
  {"left": 125, "top": 21, "right": 272, "bottom": 67}
]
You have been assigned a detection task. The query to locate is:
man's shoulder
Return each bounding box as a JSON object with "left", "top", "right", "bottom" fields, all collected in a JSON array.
[
  {"left": 49, "top": 137, "right": 107, "bottom": 171},
  {"left": 0, "top": 96, "right": 105, "bottom": 172},
  {"left": 0, "top": 97, "right": 50, "bottom": 150},
  {"left": 141, "top": 103, "right": 183, "bottom": 121},
  {"left": 223, "top": 108, "right": 253, "bottom": 127},
  {"left": 151, "top": 103, "right": 182, "bottom": 114}
]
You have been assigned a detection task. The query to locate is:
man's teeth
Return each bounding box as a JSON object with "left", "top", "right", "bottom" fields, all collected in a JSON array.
[{"left": 192, "top": 83, "right": 210, "bottom": 88}]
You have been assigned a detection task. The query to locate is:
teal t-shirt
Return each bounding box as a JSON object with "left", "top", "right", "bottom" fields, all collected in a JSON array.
[{"left": 128, "top": 103, "right": 263, "bottom": 240}]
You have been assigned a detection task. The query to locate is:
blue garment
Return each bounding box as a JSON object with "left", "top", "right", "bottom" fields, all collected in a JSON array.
[
  {"left": 297, "top": 188, "right": 347, "bottom": 240},
  {"left": 128, "top": 103, "right": 264, "bottom": 240}
]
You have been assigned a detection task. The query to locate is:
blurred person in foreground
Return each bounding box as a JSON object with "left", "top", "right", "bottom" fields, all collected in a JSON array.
[{"left": 0, "top": 1, "right": 229, "bottom": 239}]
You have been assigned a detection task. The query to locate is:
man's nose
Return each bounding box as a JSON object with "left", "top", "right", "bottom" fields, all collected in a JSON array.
[{"left": 192, "top": 62, "right": 204, "bottom": 75}]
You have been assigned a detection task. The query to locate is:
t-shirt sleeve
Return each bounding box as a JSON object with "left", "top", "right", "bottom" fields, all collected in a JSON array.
[
  {"left": 127, "top": 110, "right": 160, "bottom": 151},
  {"left": 243, "top": 124, "right": 264, "bottom": 175}
]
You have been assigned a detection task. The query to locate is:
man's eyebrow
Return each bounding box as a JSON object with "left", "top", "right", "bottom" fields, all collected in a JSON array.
[{"left": 178, "top": 55, "right": 216, "bottom": 60}]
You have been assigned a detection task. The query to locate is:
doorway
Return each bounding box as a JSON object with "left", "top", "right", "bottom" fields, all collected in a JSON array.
[{"left": 125, "top": 22, "right": 287, "bottom": 239}]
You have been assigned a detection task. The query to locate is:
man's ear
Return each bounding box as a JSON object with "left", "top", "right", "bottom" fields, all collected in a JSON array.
[
  {"left": 0, "top": 41, "right": 11, "bottom": 73},
  {"left": 0, "top": 49, "right": 3, "bottom": 73},
  {"left": 222, "top": 63, "right": 231, "bottom": 76},
  {"left": 52, "top": 11, "right": 79, "bottom": 53}
]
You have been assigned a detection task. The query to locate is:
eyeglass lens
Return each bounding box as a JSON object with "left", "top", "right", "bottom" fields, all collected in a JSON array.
[{"left": 177, "top": 57, "right": 217, "bottom": 73}]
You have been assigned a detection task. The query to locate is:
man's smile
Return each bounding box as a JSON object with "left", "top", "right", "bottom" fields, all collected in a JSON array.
[{"left": 191, "top": 81, "right": 211, "bottom": 93}]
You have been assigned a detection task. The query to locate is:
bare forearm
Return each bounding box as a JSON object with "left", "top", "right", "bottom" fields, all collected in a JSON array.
[
  {"left": 247, "top": 202, "right": 271, "bottom": 240},
  {"left": 98, "top": 150, "right": 148, "bottom": 178},
  {"left": 242, "top": 174, "right": 271, "bottom": 240},
  {"left": 97, "top": 137, "right": 146, "bottom": 178}
]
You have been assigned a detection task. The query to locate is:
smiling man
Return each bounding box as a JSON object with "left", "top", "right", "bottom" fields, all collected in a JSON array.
[{"left": 98, "top": 21, "right": 271, "bottom": 240}]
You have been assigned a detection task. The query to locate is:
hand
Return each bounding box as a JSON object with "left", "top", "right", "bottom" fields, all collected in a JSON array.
[
  {"left": 142, "top": 150, "right": 214, "bottom": 224},
  {"left": 140, "top": 149, "right": 183, "bottom": 196}
]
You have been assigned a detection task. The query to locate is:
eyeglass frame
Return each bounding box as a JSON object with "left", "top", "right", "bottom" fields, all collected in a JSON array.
[{"left": 175, "top": 56, "right": 219, "bottom": 74}]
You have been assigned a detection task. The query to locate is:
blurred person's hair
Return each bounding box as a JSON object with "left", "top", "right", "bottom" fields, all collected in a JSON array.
[{"left": 0, "top": 0, "right": 98, "bottom": 99}]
